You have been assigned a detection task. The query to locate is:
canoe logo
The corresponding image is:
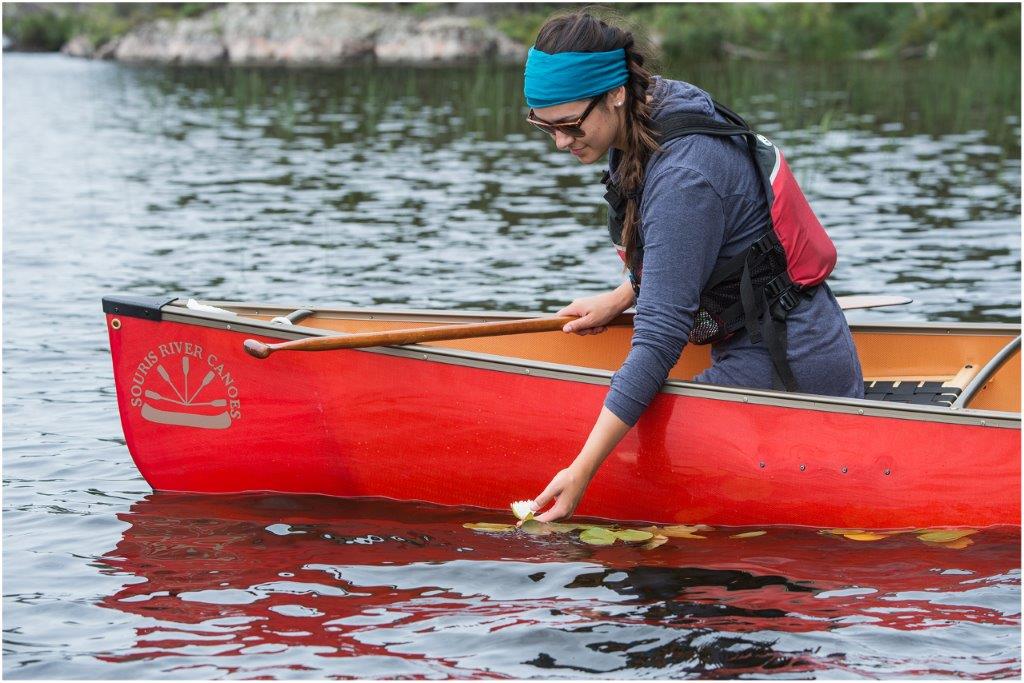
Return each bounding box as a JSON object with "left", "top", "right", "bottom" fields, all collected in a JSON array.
[{"left": 127, "top": 342, "right": 241, "bottom": 430}]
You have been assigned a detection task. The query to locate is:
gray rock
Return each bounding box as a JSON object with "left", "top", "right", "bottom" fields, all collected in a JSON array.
[
  {"left": 114, "top": 16, "right": 227, "bottom": 64},
  {"left": 101, "top": 3, "right": 525, "bottom": 66},
  {"left": 95, "top": 38, "right": 119, "bottom": 60},
  {"left": 376, "top": 16, "right": 522, "bottom": 63},
  {"left": 219, "top": 3, "right": 383, "bottom": 65},
  {"left": 61, "top": 34, "right": 95, "bottom": 58}
]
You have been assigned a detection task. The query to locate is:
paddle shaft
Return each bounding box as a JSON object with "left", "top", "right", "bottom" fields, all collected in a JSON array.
[
  {"left": 244, "top": 315, "right": 586, "bottom": 359},
  {"left": 242, "top": 295, "right": 912, "bottom": 359}
]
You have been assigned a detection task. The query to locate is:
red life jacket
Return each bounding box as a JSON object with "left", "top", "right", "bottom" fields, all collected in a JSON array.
[{"left": 602, "top": 100, "right": 837, "bottom": 392}]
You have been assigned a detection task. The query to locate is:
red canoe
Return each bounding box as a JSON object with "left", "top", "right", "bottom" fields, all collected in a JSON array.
[{"left": 102, "top": 295, "right": 1021, "bottom": 529}]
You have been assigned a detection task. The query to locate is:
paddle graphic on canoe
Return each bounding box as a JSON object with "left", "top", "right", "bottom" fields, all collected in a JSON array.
[{"left": 129, "top": 341, "right": 241, "bottom": 430}]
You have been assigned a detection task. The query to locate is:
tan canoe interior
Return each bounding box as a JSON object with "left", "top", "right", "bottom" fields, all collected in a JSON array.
[{"left": 242, "top": 312, "right": 1020, "bottom": 414}]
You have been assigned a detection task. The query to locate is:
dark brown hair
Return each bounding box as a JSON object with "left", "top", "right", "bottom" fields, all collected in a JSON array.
[{"left": 534, "top": 8, "right": 659, "bottom": 270}]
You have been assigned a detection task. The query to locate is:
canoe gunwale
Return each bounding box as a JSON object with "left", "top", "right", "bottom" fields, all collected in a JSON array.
[
  {"left": 194, "top": 298, "right": 1023, "bottom": 336},
  {"left": 157, "top": 304, "right": 1021, "bottom": 430}
]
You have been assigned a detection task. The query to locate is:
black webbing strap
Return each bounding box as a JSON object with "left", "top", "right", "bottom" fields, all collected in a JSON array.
[
  {"left": 656, "top": 113, "right": 750, "bottom": 142},
  {"left": 710, "top": 99, "right": 751, "bottom": 128},
  {"left": 764, "top": 285, "right": 817, "bottom": 392},
  {"left": 766, "top": 307, "right": 797, "bottom": 391},
  {"left": 702, "top": 246, "right": 748, "bottom": 291},
  {"left": 701, "top": 232, "right": 776, "bottom": 292},
  {"left": 740, "top": 259, "right": 761, "bottom": 344},
  {"left": 703, "top": 232, "right": 777, "bottom": 345}
]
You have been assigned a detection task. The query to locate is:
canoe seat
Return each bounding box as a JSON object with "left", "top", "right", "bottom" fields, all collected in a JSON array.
[{"left": 863, "top": 380, "right": 962, "bottom": 407}]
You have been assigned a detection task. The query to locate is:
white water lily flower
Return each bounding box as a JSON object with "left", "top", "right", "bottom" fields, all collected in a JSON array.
[{"left": 511, "top": 500, "right": 536, "bottom": 522}]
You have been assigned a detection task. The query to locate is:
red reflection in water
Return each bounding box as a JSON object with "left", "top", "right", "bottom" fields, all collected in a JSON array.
[{"left": 95, "top": 494, "right": 1020, "bottom": 675}]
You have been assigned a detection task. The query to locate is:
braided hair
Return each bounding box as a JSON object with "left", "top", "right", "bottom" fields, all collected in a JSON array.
[{"left": 534, "top": 9, "right": 659, "bottom": 272}]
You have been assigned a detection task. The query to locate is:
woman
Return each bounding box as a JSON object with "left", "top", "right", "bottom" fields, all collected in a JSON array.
[{"left": 522, "top": 12, "right": 864, "bottom": 523}]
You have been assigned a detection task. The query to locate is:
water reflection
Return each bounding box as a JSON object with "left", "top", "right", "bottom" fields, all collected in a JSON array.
[{"left": 95, "top": 494, "right": 1020, "bottom": 678}]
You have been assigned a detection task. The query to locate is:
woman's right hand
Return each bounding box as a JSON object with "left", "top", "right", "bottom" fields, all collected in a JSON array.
[
  {"left": 531, "top": 465, "right": 593, "bottom": 522},
  {"left": 558, "top": 283, "right": 634, "bottom": 335}
]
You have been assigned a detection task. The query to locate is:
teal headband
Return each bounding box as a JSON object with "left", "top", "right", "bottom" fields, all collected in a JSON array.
[{"left": 523, "top": 46, "right": 629, "bottom": 109}]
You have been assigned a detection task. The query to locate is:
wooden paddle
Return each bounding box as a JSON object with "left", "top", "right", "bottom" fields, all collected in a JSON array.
[
  {"left": 242, "top": 294, "right": 912, "bottom": 359},
  {"left": 243, "top": 316, "right": 580, "bottom": 359}
]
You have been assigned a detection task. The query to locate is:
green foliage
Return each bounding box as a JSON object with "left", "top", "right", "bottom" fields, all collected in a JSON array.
[
  {"left": 495, "top": 2, "right": 1020, "bottom": 62},
  {"left": 3, "top": 5, "right": 75, "bottom": 51},
  {"left": 179, "top": 3, "right": 211, "bottom": 19},
  {"left": 3, "top": 3, "right": 219, "bottom": 51},
  {"left": 919, "top": 4, "right": 1021, "bottom": 60},
  {"left": 495, "top": 9, "right": 553, "bottom": 49}
]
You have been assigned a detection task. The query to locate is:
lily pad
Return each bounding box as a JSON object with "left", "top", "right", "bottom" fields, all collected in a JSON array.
[
  {"left": 463, "top": 522, "right": 516, "bottom": 533},
  {"left": 842, "top": 532, "right": 887, "bottom": 541},
  {"left": 579, "top": 527, "right": 617, "bottom": 545},
  {"left": 665, "top": 524, "right": 713, "bottom": 533},
  {"left": 518, "top": 520, "right": 553, "bottom": 536},
  {"left": 917, "top": 529, "right": 977, "bottom": 543},
  {"left": 614, "top": 529, "right": 654, "bottom": 543},
  {"left": 935, "top": 537, "right": 974, "bottom": 550},
  {"left": 731, "top": 531, "right": 767, "bottom": 538},
  {"left": 642, "top": 534, "right": 669, "bottom": 550},
  {"left": 822, "top": 528, "right": 866, "bottom": 536},
  {"left": 652, "top": 525, "right": 707, "bottom": 539}
]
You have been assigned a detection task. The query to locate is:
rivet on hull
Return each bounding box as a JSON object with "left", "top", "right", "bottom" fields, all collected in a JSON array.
[
  {"left": 799, "top": 464, "right": 806, "bottom": 471},
  {"left": 884, "top": 469, "right": 891, "bottom": 476},
  {"left": 841, "top": 466, "right": 848, "bottom": 474},
  {"left": 110, "top": 318, "right": 121, "bottom": 330},
  {"left": 759, "top": 461, "right": 765, "bottom": 469}
]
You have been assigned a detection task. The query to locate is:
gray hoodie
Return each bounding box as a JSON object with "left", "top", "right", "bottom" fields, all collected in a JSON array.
[{"left": 605, "top": 77, "right": 864, "bottom": 426}]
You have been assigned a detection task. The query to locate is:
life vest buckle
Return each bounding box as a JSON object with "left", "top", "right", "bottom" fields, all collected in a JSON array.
[
  {"left": 777, "top": 289, "right": 800, "bottom": 312},
  {"left": 763, "top": 274, "right": 791, "bottom": 301},
  {"left": 750, "top": 232, "right": 776, "bottom": 258}
]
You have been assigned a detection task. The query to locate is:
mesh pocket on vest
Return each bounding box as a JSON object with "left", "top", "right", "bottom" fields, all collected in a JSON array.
[{"left": 689, "top": 240, "right": 788, "bottom": 345}]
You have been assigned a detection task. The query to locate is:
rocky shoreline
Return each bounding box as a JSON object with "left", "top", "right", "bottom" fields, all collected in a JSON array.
[{"left": 54, "top": 4, "right": 525, "bottom": 66}]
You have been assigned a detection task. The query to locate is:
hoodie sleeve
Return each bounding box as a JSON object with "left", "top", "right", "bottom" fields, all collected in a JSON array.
[{"left": 604, "top": 165, "right": 727, "bottom": 426}]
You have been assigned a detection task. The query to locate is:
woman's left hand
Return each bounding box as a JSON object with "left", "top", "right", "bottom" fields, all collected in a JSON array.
[
  {"left": 531, "top": 465, "right": 594, "bottom": 522},
  {"left": 557, "top": 281, "right": 635, "bottom": 335}
]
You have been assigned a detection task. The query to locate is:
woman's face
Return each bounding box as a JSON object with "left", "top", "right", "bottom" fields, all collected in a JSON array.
[{"left": 530, "top": 86, "right": 627, "bottom": 164}]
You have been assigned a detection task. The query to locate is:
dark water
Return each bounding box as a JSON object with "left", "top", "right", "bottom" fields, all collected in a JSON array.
[{"left": 2, "top": 53, "right": 1020, "bottom": 678}]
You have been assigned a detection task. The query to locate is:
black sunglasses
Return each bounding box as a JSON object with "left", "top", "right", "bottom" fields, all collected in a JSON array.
[{"left": 527, "top": 93, "right": 606, "bottom": 138}]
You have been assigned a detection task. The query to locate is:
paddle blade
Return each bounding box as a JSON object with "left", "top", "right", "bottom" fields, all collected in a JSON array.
[{"left": 837, "top": 295, "right": 912, "bottom": 311}]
